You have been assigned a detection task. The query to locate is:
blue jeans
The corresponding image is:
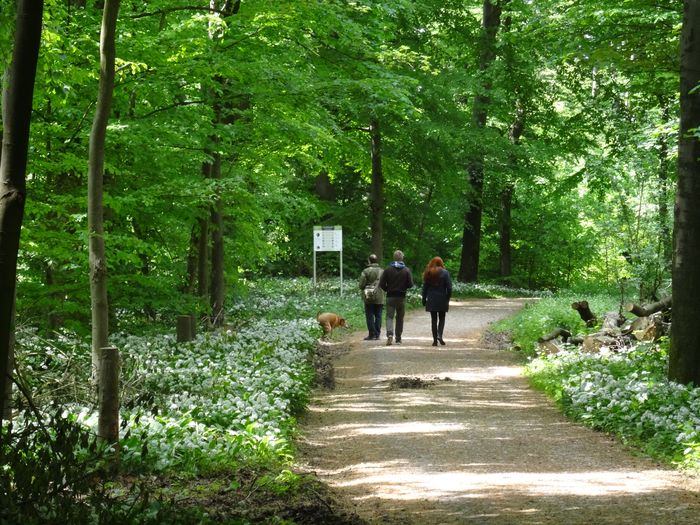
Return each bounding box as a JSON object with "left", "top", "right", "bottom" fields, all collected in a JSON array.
[{"left": 364, "top": 303, "right": 383, "bottom": 338}]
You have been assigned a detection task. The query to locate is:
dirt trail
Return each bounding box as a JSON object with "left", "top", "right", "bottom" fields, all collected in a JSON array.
[{"left": 298, "top": 299, "right": 700, "bottom": 524}]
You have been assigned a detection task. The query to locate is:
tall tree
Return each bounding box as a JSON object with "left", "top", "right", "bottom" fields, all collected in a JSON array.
[
  {"left": 369, "top": 118, "right": 384, "bottom": 259},
  {"left": 0, "top": 0, "right": 43, "bottom": 424},
  {"left": 669, "top": 0, "right": 700, "bottom": 385},
  {"left": 458, "top": 0, "right": 504, "bottom": 282},
  {"left": 87, "top": 0, "right": 120, "bottom": 376}
]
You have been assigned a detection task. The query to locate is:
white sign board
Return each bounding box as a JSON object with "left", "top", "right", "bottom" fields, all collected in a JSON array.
[
  {"left": 312, "top": 226, "right": 343, "bottom": 295},
  {"left": 314, "top": 226, "right": 342, "bottom": 252}
]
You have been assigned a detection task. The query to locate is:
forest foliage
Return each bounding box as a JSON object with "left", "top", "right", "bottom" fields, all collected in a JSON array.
[
  {"left": 0, "top": 0, "right": 680, "bottom": 334},
  {"left": 0, "top": 0, "right": 694, "bottom": 522}
]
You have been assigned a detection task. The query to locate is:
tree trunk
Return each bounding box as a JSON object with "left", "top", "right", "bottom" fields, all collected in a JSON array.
[
  {"left": 314, "top": 171, "right": 336, "bottom": 201},
  {"left": 185, "top": 222, "right": 198, "bottom": 294},
  {"left": 97, "top": 346, "right": 120, "bottom": 445},
  {"left": 416, "top": 185, "right": 434, "bottom": 244},
  {"left": 459, "top": 164, "right": 484, "bottom": 283},
  {"left": 197, "top": 215, "right": 209, "bottom": 298},
  {"left": 669, "top": 1, "right": 700, "bottom": 385},
  {"left": 657, "top": 95, "right": 673, "bottom": 264},
  {"left": 4, "top": 294, "right": 16, "bottom": 422},
  {"left": 209, "top": 151, "right": 225, "bottom": 327},
  {"left": 204, "top": 0, "right": 242, "bottom": 328},
  {"left": 499, "top": 183, "right": 513, "bottom": 277},
  {"left": 0, "top": 0, "right": 43, "bottom": 425},
  {"left": 369, "top": 119, "right": 384, "bottom": 260},
  {"left": 88, "top": 0, "right": 120, "bottom": 378},
  {"left": 458, "top": 0, "right": 503, "bottom": 283},
  {"left": 197, "top": 161, "right": 210, "bottom": 299},
  {"left": 500, "top": 103, "right": 525, "bottom": 278}
]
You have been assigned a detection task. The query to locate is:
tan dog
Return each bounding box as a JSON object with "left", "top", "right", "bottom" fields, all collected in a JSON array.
[{"left": 316, "top": 311, "right": 348, "bottom": 338}]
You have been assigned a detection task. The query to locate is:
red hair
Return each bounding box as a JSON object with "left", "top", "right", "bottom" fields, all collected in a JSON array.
[{"left": 422, "top": 256, "right": 445, "bottom": 285}]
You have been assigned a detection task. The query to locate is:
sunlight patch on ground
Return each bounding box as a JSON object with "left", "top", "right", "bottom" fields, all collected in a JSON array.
[
  {"left": 334, "top": 469, "right": 676, "bottom": 500},
  {"left": 448, "top": 366, "right": 523, "bottom": 382},
  {"left": 313, "top": 421, "right": 469, "bottom": 437}
]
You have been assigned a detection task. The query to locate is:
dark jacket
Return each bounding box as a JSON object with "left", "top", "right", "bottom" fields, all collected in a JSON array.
[
  {"left": 358, "top": 263, "right": 385, "bottom": 304},
  {"left": 422, "top": 268, "right": 452, "bottom": 312},
  {"left": 378, "top": 261, "right": 414, "bottom": 298}
]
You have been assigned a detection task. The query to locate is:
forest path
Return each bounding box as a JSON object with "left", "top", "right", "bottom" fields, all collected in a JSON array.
[{"left": 298, "top": 298, "right": 700, "bottom": 524}]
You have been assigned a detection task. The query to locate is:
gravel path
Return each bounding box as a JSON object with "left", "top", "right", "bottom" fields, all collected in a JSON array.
[{"left": 298, "top": 298, "right": 700, "bottom": 524}]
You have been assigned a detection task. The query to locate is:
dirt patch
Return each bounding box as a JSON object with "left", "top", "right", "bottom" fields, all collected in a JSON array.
[
  {"left": 482, "top": 327, "right": 516, "bottom": 351},
  {"left": 388, "top": 376, "right": 452, "bottom": 389},
  {"left": 298, "top": 298, "right": 700, "bottom": 524}
]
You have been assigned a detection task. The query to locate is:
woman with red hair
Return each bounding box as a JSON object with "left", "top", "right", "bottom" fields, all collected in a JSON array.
[{"left": 421, "top": 256, "right": 453, "bottom": 346}]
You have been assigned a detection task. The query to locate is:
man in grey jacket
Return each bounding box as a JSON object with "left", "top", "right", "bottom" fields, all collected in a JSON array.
[
  {"left": 358, "top": 254, "right": 384, "bottom": 340},
  {"left": 378, "top": 250, "right": 414, "bottom": 345}
]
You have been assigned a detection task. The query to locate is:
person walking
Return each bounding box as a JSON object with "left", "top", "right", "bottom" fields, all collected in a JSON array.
[
  {"left": 378, "top": 250, "right": 414, "bottom": 346},
  {"left": 358, "top": 254, "right": 384, "bottom": 340},
  {"left": 421, "top": 256, "right": 452, "bottom": 346}
]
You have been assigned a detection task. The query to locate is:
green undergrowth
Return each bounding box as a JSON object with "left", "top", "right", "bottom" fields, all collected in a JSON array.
[
  {"left": 3, "top": 278, "right": 364, "bottom": 524},
  {"left": 491, "top": 292, "right": 619, "bottom": 355},
  {"left": 1, "top": 277, "right": 560, "bottom": 523},
  {"left": 492, "top": 292, "right": 700, "bottom": 474}
]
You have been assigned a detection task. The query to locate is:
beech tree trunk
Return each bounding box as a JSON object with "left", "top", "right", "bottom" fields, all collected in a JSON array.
[
  {"left": 88, "top": 0, "right": 120, "bottom": 378},
  {"left": 657, "top": 96, "right": 673, "bottom": 264},
  {"left": 0, "top": 0, "right": 43, "bottom": 425},
  {"left": 204, "top": 1, "right": 243, "bottom": 328},
  {"left": 314, "top": 171, "right": 336, "bottom": 201},
  {"left": 499, "top": 184, "right": 513, "bottom": 277},
  {"left": 197, "top": 215, "right": 209, "bottom": 298},
  {"left": 97, "top": 346, "right": 120, "bottom": 445},
  {"left": 669, "top": 1, "right": 700, "bottom": 385},
  {"left": 185, "top": 223, "right": 198, "bottom": 294},
  {"left": 417, "top": 185, "right": 434, "bottom": 244},
  {"left": 369, "top": 119, "right": 384, "bottom": 260},
  {"left": 209, "top": 151, "right": 225, "bottom": 327},
  {"left": 458, "top": 0, "right": 503, "bottom": 282}
]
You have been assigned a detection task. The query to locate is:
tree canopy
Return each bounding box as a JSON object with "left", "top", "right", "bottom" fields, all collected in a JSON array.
[{"left": 0, "top": 0, "right": 685, "bottom": 331}]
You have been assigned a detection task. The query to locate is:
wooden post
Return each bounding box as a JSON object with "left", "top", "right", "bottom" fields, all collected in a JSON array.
[
  {"left": 189, "top": 314, "right": 197, "bottom": 339},
  {"left": 177, "top": 315, "right": 193, "bottom": 342},
  {"left": 98, "top": 346, "right": 120, "bottom": 447}
]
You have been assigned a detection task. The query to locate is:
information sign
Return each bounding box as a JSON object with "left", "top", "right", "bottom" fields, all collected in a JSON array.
[
  {"left": 314, "top": 226, "right": 342, "bottom": 252},
  {"left": 312, "top": 226, "right": 343, "bottom": 295}
]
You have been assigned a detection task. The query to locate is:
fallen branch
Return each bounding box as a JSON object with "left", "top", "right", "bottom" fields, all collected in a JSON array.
[
  {"left": 537, "top": 327, "right": 572, "bottom": 343},
  {"left": 625, "top": 296, "right": 672, "bottom": 317}
]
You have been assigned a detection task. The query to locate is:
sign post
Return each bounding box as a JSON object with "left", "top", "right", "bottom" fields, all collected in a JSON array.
[{"left": 313, "top": 226, "right": 343, "bottom": 296}]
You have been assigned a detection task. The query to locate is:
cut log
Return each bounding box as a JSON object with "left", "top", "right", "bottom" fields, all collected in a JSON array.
[
  {"left": 630, "top": 312, "right": 667, "bottom": 342},
  {"left": 538, "top": 340, "right": 562, "bottom": 354},
  {"left": 572, "top": 301, "right": 597, "bottom": 327},
  {"left": 582, "top": 335, "right": 618, "bottom": 353},
  {"left": 625, "top": 296, "right": 672, "bottom": 317},
  {"left": 601, "top": 311, "right": 625, "bottom": 332},
  {"left": 537, "top": 327, "right": 572, "bottom": 343}
]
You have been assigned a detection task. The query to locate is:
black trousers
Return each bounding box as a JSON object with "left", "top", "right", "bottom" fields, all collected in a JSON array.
[{"left": 430, "top": 311, "right": 446, "bottom": 341}]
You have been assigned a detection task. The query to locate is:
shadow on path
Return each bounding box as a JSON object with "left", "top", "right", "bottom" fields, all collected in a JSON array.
[{"left": 299, "top": 299, "right": 700, "bottom": 524}]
